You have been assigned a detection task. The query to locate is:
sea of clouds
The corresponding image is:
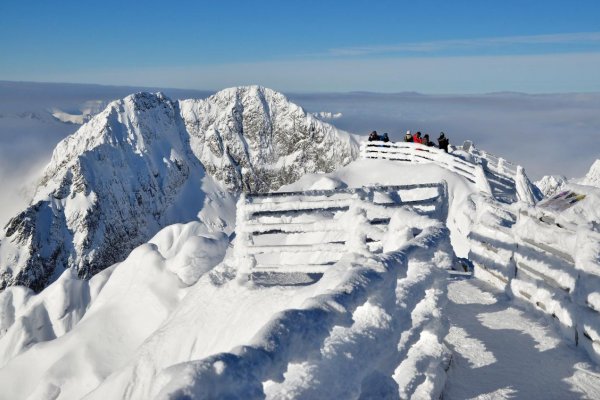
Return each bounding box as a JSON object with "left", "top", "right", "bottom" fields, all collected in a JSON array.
[{"left": 0, "top": 81, "right": 598, "bottom": 226}]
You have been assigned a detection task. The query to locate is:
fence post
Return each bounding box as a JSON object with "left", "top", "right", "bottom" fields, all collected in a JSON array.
[
  {"left": 437, "top": 180, "right": 449, "bottom": 221},
  {"left": 475, "top": 165, "right": 493, "bottom": 195},
  {"left": 498, "top": 158, "right": 506, "bottom": 174},
  {"left": 234, "top": 193, "right": 256, "bottom": 280},
  {"left": 515, "top": 165, "right": 537, "bottom": 205},
  {"left": 344, "top": 193, "right": 370, "bottom": 255}
]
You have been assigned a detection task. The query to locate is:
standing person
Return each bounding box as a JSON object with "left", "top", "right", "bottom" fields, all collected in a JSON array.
[
  {"left": 438, "top": 132, "right": 449, "bottom": 152},
  {"left": 413, "top": 131, "right": 423, "bottom": 144},
  {"left": 404, "top": 130, "right": 413, "bottom": 142}
]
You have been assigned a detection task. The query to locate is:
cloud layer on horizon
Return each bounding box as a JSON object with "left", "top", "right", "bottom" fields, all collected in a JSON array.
[{"left": 0, "top": 81, "right": 598, "bottom": 227}]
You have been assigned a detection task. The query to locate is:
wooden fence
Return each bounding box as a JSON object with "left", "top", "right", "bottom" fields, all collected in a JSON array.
[{"left": 235, "top": 182, "right": 448, "bottom": 275}]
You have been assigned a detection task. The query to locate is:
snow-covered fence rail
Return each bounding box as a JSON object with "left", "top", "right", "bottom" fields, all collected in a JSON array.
[
  {"left": 360, "top": 141, "right": 491, "bottom": 194},
  {"left": 470, "top": 200, "right": 600, "bottom": 363},
  {"left": 464, "top": 141, "right": 539, "bottom": 205},
  {"left": 160, "top": 224, "right": 452, "bottom": 399},
  {"left": 467, "top": 144, "right": 518, "bottom": 177},
  {"left": 235, "top": 182, "right": 448, "bottom": 275}
]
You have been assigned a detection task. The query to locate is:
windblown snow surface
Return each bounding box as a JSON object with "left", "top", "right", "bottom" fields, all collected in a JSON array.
[{"left": 1, "top": 149, "right": 600, "bottom": 397}]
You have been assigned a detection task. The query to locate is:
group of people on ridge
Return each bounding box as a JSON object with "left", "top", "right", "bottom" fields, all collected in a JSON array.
[
  {"left": 367, "top": 130, "right": 450, "bottom": 153},
  {"left": 368, "top": 131, "right": 390, "bottom": 143}
]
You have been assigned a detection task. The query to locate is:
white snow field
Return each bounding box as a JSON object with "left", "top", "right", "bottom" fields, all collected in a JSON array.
[{"left": 0, "top": 138, "right": 600, "bottom": 399}]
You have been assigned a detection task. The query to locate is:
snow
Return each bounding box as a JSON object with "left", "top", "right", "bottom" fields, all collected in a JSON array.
[
  {"left": 312, "top": 111, "right": 343, "bottom": 120},
  {"left": 0, "top": 157, "right": 461, "bottom": 399},
  {"left": 0, "top": 222, "right": 228, "bottom": 400},
  {"left": 536, "top": 174, "right": 568, "bottom": 197},
  {"left": 281, "top": 158, "right": 478, "bottom": 259},
  {"left": 581, "top": 160, "right": 600, "bottom": 188},
  {"left": 444, "top": 278, "right": 600, "bottom": 399},
  {"left": 1, "top": 103, "right": 600, "bottom": 399},
  {"left": 1, "top": 86, "right": 359, "bottom": 294}
]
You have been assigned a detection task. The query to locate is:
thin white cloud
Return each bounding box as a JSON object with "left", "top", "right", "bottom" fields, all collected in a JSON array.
[
  {"left": 19, "top": 51, "right": 600, "bottom": 94},
  {"left": 329, "top": 32, "right": 600, "bottom": 57}
]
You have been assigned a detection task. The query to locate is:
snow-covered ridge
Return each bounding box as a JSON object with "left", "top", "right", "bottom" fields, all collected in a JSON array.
[
  {"left": 1, "top": 152, "right": 600, "bottom": 398},
  {"left": 0, "top": 86, "right": 358, "bottom": 292},
  {"left": 0, "top": 200, "right": 454, "bottom": 399}
]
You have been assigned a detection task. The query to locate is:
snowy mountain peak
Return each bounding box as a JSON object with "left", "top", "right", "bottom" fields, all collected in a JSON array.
[
  {"left": 0, "top": 87, "right": 358, "bottom": 292},
  {"left": 180, "top": 86, "right": 358, "bottom": 192},
  {"left": 581, "top": 159, "right": 600, "bottom": 187}
]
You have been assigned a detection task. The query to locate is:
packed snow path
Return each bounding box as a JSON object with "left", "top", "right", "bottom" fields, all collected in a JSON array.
[{"left": 443, "top": 278, "right": 600, "bottom": 399}]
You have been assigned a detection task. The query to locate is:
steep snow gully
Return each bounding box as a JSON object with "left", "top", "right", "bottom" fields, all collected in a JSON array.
[{"left": 1, "top": 89, "right": 600, "bottom": 398}]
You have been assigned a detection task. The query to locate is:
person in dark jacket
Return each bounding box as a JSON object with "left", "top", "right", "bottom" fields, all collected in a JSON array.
[
  {"left": 404, "top": 130, "right": 413, "bottom": 142},
  {"left": 368, "top": 130, "right": 380, "bottom": 142},
  {"left": 438, "top": 132, "right": 449, "bottom": 152},
  {"left": 423, "top": 134, "right": 434, "bottom": 147},
  {"left": 381, "top": 132, "right": 390, "bottom": 148}
]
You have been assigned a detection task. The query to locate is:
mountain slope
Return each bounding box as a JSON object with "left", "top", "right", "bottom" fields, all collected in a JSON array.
[
  {"left": 0, "top": 92, "right": 229, "bottom": 292},
  {"left": 0, "top": 87, "right": 358, "bottom": 292}
]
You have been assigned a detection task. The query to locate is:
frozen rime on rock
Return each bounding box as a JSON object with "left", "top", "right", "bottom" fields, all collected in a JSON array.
[
  {"left": 581, "top": 159, "right": 600, "bottom": 188},
  {"left": 0, "top": 87, "right": 358, "bottom": 292},
  {"left": 535, "top": 174, "right": 568, "bottom": 198}
]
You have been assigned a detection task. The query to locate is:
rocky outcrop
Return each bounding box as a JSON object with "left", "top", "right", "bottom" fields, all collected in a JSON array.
[
  {"left": 180, "top": 86, "right": 358, "bottom": 192},
  {"left": 535, "top": 175, "right": 568, "bottom": 198}
]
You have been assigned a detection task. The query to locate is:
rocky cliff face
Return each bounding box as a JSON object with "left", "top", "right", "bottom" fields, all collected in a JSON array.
[
  {"left": 0, "top": 87, "right": 359, "bottom": 292},
  {"left": 180, "top": 86, "right": 358, "bottom": 192}
]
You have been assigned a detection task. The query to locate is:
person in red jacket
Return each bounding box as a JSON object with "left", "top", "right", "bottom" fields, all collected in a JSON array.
[{"left": 413, "top": 131, "right": 423, "bottom": 144}]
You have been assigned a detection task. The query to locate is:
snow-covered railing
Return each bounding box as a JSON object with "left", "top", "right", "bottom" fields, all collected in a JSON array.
[
  {"left": 235, "top": 183, "right": 448, "bottom": 275},
  {"left": 465, "top": 141, "right": 539, "bottom": 205},
  {"left": 360, "top": 141, "right": 491, "bottom": 194},
  {"left": 467, "top": 144, "right": 518, "bottom": 178},
  {"left": 169, "top": 224, "right": 452, "bottom": 399},
  {"left": 469, "top": 199, "right": 600, "bottom": 363}
]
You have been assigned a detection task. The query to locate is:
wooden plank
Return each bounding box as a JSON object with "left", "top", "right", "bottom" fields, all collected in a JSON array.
[
  {"left": 521, "top": 237, "right": 574, "bottom": 264},
  {"left": 244, "top": 199, "right": 355, "bottom": 213},
  {"left": 246, "top": 242, "right": 347, "bottom": 255},
  {"left": 241, "top": 222, "right": 344, "bottom": 234},
  {"left": 253, "top": 263, "right": 335, "bottom": 273},
  {"left": 515, "top": 260, "right": 571, "bottom": 293}
]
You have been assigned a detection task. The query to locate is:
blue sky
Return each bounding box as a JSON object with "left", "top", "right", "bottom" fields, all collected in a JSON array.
[{"left": 1, "top": 0, "right": 600, "bottom": 93}]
